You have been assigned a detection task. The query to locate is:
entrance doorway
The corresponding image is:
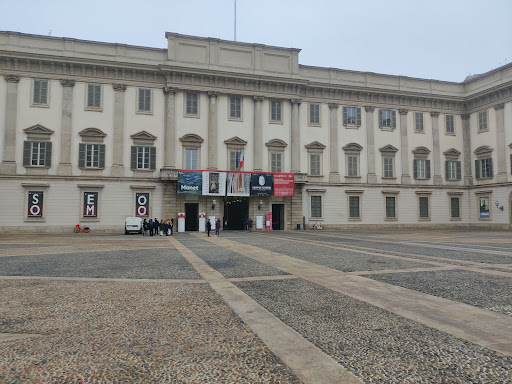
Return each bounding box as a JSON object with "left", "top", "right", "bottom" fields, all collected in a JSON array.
[
  {"left": 272, "top": 204, "right": 285, "bottom": 230},
  {"left": 223, "top": 197, "right": 249, "bottom": 230},
  {"left": 185, "top": 203, "right": 199, "bottom": 231}
]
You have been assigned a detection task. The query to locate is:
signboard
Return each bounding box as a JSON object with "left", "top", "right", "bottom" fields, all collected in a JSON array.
[
  {"left": 83, "top": 192, "right": 98, "bottom": 217},
  {"left": 251, "top": 174, "right": 273, "bottom": 196},
  {"left": 273, "top": 173, "right": 295, "bottom": 197},
  {"left": 227, "top": 172, "right": 251, "bottom": 196},
  {"left": 202, "top": 171, "right": 227, "bottom": 196},
  {"left": 479, "top": 197, "right": 490, "bottom": 218},
  {"left": 256, "top": 215, "right": 264, "bottom": 230},
  {"left": 209, "top": 216, "right": 216, "bottom": 230},
  {"left": 178, "top": 171, "right": 202, "bottom": 195},
  {"left": 266, "top": 212, "right": 272, "bottom": 231},
  {"left": 27, "top": 191, "right": 43, "bottom": 217},
  {"left": 178, "top": 213, "right": 185, "bottom": 233},
  {"left": 199, "top": 212, "right": 206, "bottom": 232},
  {"left": 135, "top": 193, "right": 150, "bottom": 217}
]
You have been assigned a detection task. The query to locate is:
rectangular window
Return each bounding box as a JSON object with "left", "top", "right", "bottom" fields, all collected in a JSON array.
[
  {"left": 476, "top": 158, "right": 493, "bottom": 179},
  {"left": 347, "top": 155, "right": 359, "bottom": 176},
  {"left": 186, "top": 92, "right": 199, "bottom": 116},
  {"left": 309, "top": 103, "right": 320, "bottom": 125},
  {"left": 419, "top": 196, "right": 429, "bottom": 219},
  {"left": 271, "top": 152, "right": 283, "bottom": 172},
  {"left": 31, "top": 142, "right": 46, "bottom": 166},
  {"left": 311, "top": 196, "right": 322, "bottom": 218},
  {"left": 346, "top": 107, "right": 357, "bottom": 125},
  {"left": 138, "top": 88, "right": 151, "bottom": 112},
  {"left": 446, "top": 160, "right": 461, "bottom": 180},
  {"left": 33, "top": 79, "right": 48, "bottom": 105},
  {"left": 385, "top": 196, "right": 396, "bottom": 218},
  {"left": 383, "top": 157, "right": 394, "bottom": 178},
  {"left": 310, "top": 154, "right": 321, "bottom": 176},
  {"left": 229, "top": 96, "right": 242, "bottom": 119},
  {"left": 379, "top": 109, "right": 396, "bottom": 129},
  {"left": 450, "top": 197, "right": 460, "bottom": 219},
  {"left": 271, "top": 100, "right": 282, "bottom": 122},
  {"left": 415, "top": 112, "right": 424, "bottom": 131},
  {"left": 446, "top": 115, "right": 454, "bottom": 134},
  {"left": 137, "top": 147, "right": 151, "bottom": 170},
  {"left": 479, "top": 196, "right": 490, "bottom": 218},
  {"left": 349, "top": 196, "right": 360, "bottom": 219},
  {"left": 414, "top": 159, "right": 431, "bottom": 179},
  {"left": 228, "top": 149, "right": 244, "bottom": 171},
  {"left": 85, "top": 144, "right": 100, "bottom": 168},
  {"left": 478, "top": 111, "right": 488, "bottom": 131},
  {"left": 87, "top": 84, "right": 101, "bottom": 109},
  {"left": 185, "top": 148, "right": 198, "bottom": 169}
]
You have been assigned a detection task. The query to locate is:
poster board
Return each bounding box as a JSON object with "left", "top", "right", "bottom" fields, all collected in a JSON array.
[
  {"left": 256, "top": 215, "right": 264, "bottom": 230},
  {"left": 209, "top": 216, "right": 216, "bottom": 230},
  {"left": 178, "top": 212, "right": 185, "bottom": 233},
  {"left": 199, "top": 212, "right": 206, "bottom": 232}
]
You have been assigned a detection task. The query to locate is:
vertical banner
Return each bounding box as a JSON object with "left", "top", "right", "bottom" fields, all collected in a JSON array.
[
  {"left": 227, "top": 172, "right": 251, "bottom": 196},
  {"left": 178, "top": 213, "right": 185, "bottom": 233},
  {"left": 136, "top": 193, "right": 150, "bottom": 217},
  {"left": 83, "top": 192, "right": 98, "bottom": 217},
  {"left": 209, "top": 216, "right": 216, "bottom": 230},
  {"left": 27, "top": 191, "right": 43, "bottom": 217},
  {"left": 250, "top": 174, "right": 273, "bottom": 196},
  {"left": 202, "top": 171, "right": 226, "bottom": 196},
  {"left": 256, "top": 215, "right": 264, "bottom": 230},
  {"left": 199, "top": 212, "right": 206, "bottom": 232},
  {"left": 273, "top": 173, "right": 295, "bottom": 197},
  {"left": 266, "top": 212, "right": 272, "bottom": 231},
  {"left": 177, "top": 171, "right": 202, "bottom": 195}
]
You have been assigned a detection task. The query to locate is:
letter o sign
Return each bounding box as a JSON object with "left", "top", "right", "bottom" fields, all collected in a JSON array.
[{"left": 136, "top": 193, "right": 149, "bottom": 217}]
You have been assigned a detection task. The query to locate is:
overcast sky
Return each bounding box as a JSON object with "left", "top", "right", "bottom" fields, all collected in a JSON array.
[{"left": 2, "top": 0, "right": 511, "bottom": 83}]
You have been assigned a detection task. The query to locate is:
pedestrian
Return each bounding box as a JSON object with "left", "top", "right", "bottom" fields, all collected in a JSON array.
[
  {"left": 206, "top": 219, "right": 211, "bottom": 237},
  {"left": 154, "top": 218, "right": 160, "bottom": 237},
  {"left": 142, "top": 219, "right": 148, "bottom": 236},
  {"left": 248, "top": 218, "right": 253, "bottom": 232},
  {"left": 215, "top": 218, "right": 221, "bottom": 237},
  {"left": 149, "top": 219, "right": 154, "bottom": 236},
  {"left": 243, "top": 217, "right": 248, "bottom": 231},
  {"left": 170, "top": 218, "right": 174, "bottom": 235},
  {"left": 163, "top": 219, "right": 168, "bottom": 236}
]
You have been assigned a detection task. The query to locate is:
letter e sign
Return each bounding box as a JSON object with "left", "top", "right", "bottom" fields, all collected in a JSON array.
[{"left": 83, "top": 192, "right": 98, "bottom": 217}]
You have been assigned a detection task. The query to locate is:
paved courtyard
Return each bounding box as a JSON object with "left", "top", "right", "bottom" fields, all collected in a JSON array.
[{"left": 0, "top": 229, "right": 511, "bottom": 383}]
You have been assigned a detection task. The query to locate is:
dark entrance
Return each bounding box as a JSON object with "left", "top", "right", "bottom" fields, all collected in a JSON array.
[
  {"left": 185, "top": 203, "right": 199, "bottom": 231},
  {"left": 272, "top": 204, "right": 285, "bottom": 230},
  {"left": 223, "top": 197, "right": 249, "bottom": 230}
]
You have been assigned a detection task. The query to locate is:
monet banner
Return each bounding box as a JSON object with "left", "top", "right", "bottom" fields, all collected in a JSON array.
[
  {"left": 250, "top": 174, "right": 273, "bottom": 196},
  {"left": 202, "top": 171, "right": 227, "bottom": 196},
  {"left": 227, "top": 172, "right": 251, "bottom": 196},
  {"left": 178, "top": 171, "right": 202, "bottom": 195}
]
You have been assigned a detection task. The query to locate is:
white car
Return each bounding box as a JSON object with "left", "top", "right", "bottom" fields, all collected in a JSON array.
[{"left": 125, "top": 217, "right": 143, "bottom": 235}]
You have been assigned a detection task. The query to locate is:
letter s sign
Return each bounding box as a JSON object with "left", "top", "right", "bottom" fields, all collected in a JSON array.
[{"left": 28, "top": 191, "right": 43, "bottom": 217}]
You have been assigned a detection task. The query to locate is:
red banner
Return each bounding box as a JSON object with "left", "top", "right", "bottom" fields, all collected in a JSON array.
[{"left": 273, "top": 173, "right": 295, "bottom": 197}]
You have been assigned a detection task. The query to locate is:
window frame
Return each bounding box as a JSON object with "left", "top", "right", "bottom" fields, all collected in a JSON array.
[
  {"left": 29, "top": 142, "right": 46, "bottom": 167},
  {"left": 415, "top": 112, "right": 424, "bottom": 132},
  {"left": 308, "top": 102, "right": 321, "bottom": 126},
  {"left": 449, "top": 195, "right": 462, "bottom": 220},
  {"left": 184, "top": 148, "right": 198, "bottom": 170},
  {"left": 185, "top": 92, "right": 199, "bottom": 117},
  {"left": 346, "top": 191, "right": 363, "bottom": 221},
  {"left": 384, "top": 195, "right": 397, "bottom": 220},
  {"left": 445, "top": 115, "right": 455, "bottom": 135},
  {"left": 478, "top": 195, "right": 491, "bottom": 220},
  {"left": 379, "top": 109, "right": 396, "bottom": 130},
  {"left": 478, "top": 110, "right": 488, "bottom": 132},
  {"left": 270, "top": 151, "right": 283, "bottom": 173},
  {"left": 270, "top": 99, "right": 283, "bottom": 123},
  {"left": 310, "top": 195, "right": 323, "bottom": 219},
  {"left": 137, "top": 87, "right": 152, "bottom": 114},
  {"left": 32, "top": 79, "right": 49, "bottom": 107},
  {"left": 229, "top": 95, "right": 243, "bottom": 121},
  {"left": 346, "top": 154, "right": 359, "bottom": 177},
  {"left": 309, "top": 153, "right": 321, "bottom": 176},
  {"left": 383, "top": 156, "right": 394, "bottom": 178},
  {"left": 417, "top": 194, "right": 431, "bottom": 220},
  {"left": 86, "top": 83, "right": 102, "bottom": 111}
]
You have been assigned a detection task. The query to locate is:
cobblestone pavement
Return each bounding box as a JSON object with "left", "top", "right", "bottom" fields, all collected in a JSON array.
[{"left": 0, "top": 230, "right": 511, "bottom": 383}]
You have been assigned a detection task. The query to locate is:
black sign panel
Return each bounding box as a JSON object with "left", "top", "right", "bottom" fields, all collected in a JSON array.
[
  {"left": 28, "top": 191, "right": 43, "bottom": 217},
  {"left": 250, "top": 174, "right": 273, "bottom": 196},
  {"left": 136, "top": 193, "right": 150, "bottom": 217},
  {"left": 83, "top": 192, "right": 98, "bottom": 217}
]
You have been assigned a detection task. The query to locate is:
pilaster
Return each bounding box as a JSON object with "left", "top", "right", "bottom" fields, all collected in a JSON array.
[
  {"left": 291, "top": 99, "right": 302, "bottom": 173},
  {"left": 328, "top": 103, "right": 340, "bottom": 183},
  {"left": 111, "top": 83, "right": 127, "bottom": 177},
  {"left": 57, "top": 79, "right": 75, "bottom": 176},
  {"left": 253, "top": 96, "right": 265, "bottom": 171},
  {"left": 461, "top": 113, "right": 473, "bottom": 186},
  {"left": 430, "top": 111, "right": 442, "bottom": 185},
  {"left": 494, "top": 104, "right": 506, "bottom": 183},
  {"left": 398, "top": 108, "right": 411, "bottom": 184},
  {"left": 163, "top": 87, "right": 178, "bottom": 170},
  {"left": 207, "top": 91, "right": 219, "bottom": 170},
  {"left": 364, "top": 105, "right": 377, "bottom": 183},
  {"left": 0, "top": 75, "right": 20, "bottom": 174}
]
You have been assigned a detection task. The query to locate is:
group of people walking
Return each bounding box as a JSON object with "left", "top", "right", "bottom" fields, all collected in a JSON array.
[{"left": 142, "top": 218, "right": 173, "bottom": 236}]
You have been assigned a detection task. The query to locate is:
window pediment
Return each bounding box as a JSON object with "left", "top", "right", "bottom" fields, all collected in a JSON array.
[
  {"left": 79, "top": 128, "right": 107, "bottom": 138},
  {"left": 131, "top": 131, "right": 157, "bottom": 144},
  {"left": 412, "top": 146, "right": 431, "bottom": 155},
  {"left": 180, "top": 134, "right": 204, "bottom": 144},
  {"left": 379, "top": 144, "right": 398, "bottom": 153},
  {"left": 266, "top": 139, "right": 288, "bottom": 148},
  {"left": 24, "top": 124, "right": 54, "bottom": 136},
  {"left": 342, "top": 143, "right": 363, "bottom": 152},
  {"left": 474, "top": 145, "right": 493, "bottom": 157},
  {"left": 443, "top": 148, "right": 461, "bottom": 159},
  {"left": 305, "top": 141, "right": 326, "bottom": 150},
  {"left": 224, "top": 136, "right": 247, "bottom": 148}
]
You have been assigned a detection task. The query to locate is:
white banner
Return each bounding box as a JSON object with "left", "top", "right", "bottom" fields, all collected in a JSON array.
[
  {"left": 202, "top": 171, "right": 227, "bottom": 196},
  {"left": 227, "top": 172, "right": 251, "bottom": 196}
]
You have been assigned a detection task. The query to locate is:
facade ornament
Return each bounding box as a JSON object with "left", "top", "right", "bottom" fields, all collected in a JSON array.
[
  {"left": 112, "top": 83, "right": 127, "bottom": 92},
  {"left": 163, "top": 86, "right": 178, "bottom": 94},
  {"left": 398, "top": 108, "right": 409, "bottom": 115},
  {"left": 328, "top": 103, "right": 339, "bottom": 110},
  {"left": 430, "top": 111, "right": 440, "bottom": 117},
  {"left": 290, "top": 98, "right": 302, "bottom": 104},
  {"left": 207, "top": 91, "right": 219, "bottom": 98},
  {"left": 4, "top": 74, "right": 20, "bottom": 83},
  {"left": 253, "top": 95, "right": 265, "bottom": 102},
  {"left": 60, "top": 79, "right": 76, "bottom": 87},
  {"left": 494, "top": 103, "right": 504, "bottom": 110},
  {"left": 461, "top": 114, "right": 471, "bottom": 120},
  {"left": 365, "top": 106, "right": 375, "bottom": 112}
]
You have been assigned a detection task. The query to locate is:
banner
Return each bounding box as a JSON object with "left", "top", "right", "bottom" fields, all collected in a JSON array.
[
  {"left": 178, "top": 171, "right": 202, "bottom": 195},
  {"left": 135, "top": 193, "right": 150, "bottom": 217},
  {"left": 202, "top": 171, "right": 226, "bottom": 196},
  {"left": 251, "top": 174, "right": 273, "bottom": 196},
  {"left": 227, "top": 172, "right": 251, "bottom": 196},
  {"left": 83, "top": 192, "right": 98, "bottom": 217},
  {"left": 273, "top": 173, "right": 295, "bottom": 197},
  {"left": 27, "top": 191, "right": 43, "bottom": 217}
]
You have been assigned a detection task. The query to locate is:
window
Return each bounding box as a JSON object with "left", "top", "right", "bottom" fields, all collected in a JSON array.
[
  {"left": 379, "top": 109, "right": 396, "bottom": 129},
  {"left": 347, "top": 155, "right": 359, "bottom": 177},
  {"left": 138, "top": 88, "right": 151, "bottom": 112},
  {"left": 479, "top": 196, "right": 490, "bottom": 218},
  {"left": 23, "top": 141, "right": 52, "bottom": 168},
  {"left": 271, "top": 100, "right": 282, "bottom": 122},
  {"left": 385, "top": 196, "right": 396, "bottom": 219},
  {"left": 414, "top": 159, "right": 428, "bottom": 178},
  {"left": 478, "top": 111, "right": 488, "bottom": 132},
  {"left": 446, "top": 115, "right": 454, "bottom": 134},
  {"left": 311, "top": 196, "right": 322, "bottom": 218},
  {"left": 419, "top": 196, "right": 429, "bottom": 219},
  {"left": 31, "top": 142, "right": 46, "bottom": 166},
  {"left": 415, "top": 112, "right": 424, "bottom": 132},
  {"left": 475, "top": 158, "right": 493, "bottom": 179},
  {"left": 33, "top": 79, "right": 48, "bottom": 105},
  {"left": 186, "top": 92, "right": 199, "bottom": 116},
  {"left": 383, "top": 157, "right": 394, "bottom": 178},
  {"left": 87, "top": 84, "right": 101, "bottom": 109},
  {"left": 229, "top": 149, "right": 245, "bottom": 171},
  {"left": 310, "top": 154, "right": 321, "bottom": 176},
  {"left": 343, "top": 106, "right": 361, "bottom": 126},
  {"left": 450, "top": 197, "right": 460, "bottom": 219},
  {"left": 229, "top": 96, "right": 242, "bottom": 119},
  {"left": 379, "top": 145, "right": 398, "bottom": 179},
  {"left": 309, "top": 103, "right": 320, "bottom": 125},
  {"left": 349, "top": 196, "right": 360, "bottom": 219},
  {"left": 79, "top": 142, "right": 105, "bottom": 169},
  {"left": 185, "top": 148, "right": 198, "bottom": 169},
  {"left": 137, "top": 147, "right": 153, "bottom": 170},
  {"left": 445, "top": 160, "right": 461, "bottom": 180},
  {"left": 271, "top": 152, "right": 283, "bottom": 172}
]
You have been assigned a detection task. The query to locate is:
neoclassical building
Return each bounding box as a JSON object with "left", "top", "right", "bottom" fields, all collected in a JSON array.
[{"left": 0, "top": 31, "right": 511, "bottom": 232}]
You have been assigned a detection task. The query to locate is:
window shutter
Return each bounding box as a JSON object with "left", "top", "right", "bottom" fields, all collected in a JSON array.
[
  {"left": 149, "top": 147, "right": 156, "bottom": 170},
  {"left": 131, "top": 146, "right": 137, "bottom": 170},
  {"left": 23, "top": 141, "right": 31, "bottom": 166},
  {"left": 489, "top": 158, "right": 493, "bottom": 177},
  {"left": 87, "top": 85, "right": 94, "bottom": 107},
  {"left": 34, "top": 80, "right": 41, "bottom": 104},
  {"left": 426, "top": 160, "right": 431, "bottom": 179},
  {"left": 391, "top": 111, "right": 397, "bottom": 129},
  {"left": 138, "top": 89, "right": 145, "bottom": 111},
  {"left": 79, "top": 143, "right": 86, "bottom": 169},
  {"left": 343, "top": 107, "right": 348, "bottom": 126},
  {"left": 94, "top": 85, "right": 101, "bottom": 108},
  {"left": 475, "top": 160, "right": 480, "bottom": 179},
  {"left": 378, "top": 109, "right": 383, "bottom": 127},
  {"left": 99, "top": 144, "right": 105, "bottom": 169},
  {"left": 456, "top": 161, "right": 461, "bottom": 180},
  {"left": 445, "top": 161, "right": 449, "bottom": 180},
  {"left": 413, "top": 159, "right": 418, "bottom": 179},
  {"left": 356, "top": 107, "right": 361, "bottom": 126},
  {"left": 45, "top": 142, "right": 52, "bottom": 168},
  {"left": 145, "top": 90, "right": 151, "bottom": 111},
  {"left": 510, "top": 154, "right": 512, "bottom": 174},
  {"left": 41, "top": 80, "right": 48, "bottom": 104}
]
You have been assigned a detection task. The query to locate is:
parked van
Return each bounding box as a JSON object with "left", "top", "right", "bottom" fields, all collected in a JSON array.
[{"left": 125, "top": 217, "right": 143, "bottom": 235}]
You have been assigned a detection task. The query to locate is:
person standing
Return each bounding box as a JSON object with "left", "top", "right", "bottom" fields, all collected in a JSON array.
[
  {"left": 170, "top": 218, "right": 174, "bottom": 235},
  {"left": 215, "top": 218, "right": 221, "bottom": 237},
  {"left": 248, "top": 218, "right": 253, "bottom": 232},
  {"left": 154, "top": 218, "right": 160, "bottom": 237},
  {"left": 142, "top": 219, "right": 148, "bottom": 236},
  {"left": 149, "top": 219, "right": 154, "bottom": 236},
  {"left": 206, "top": 219, "right": 211, "bottom": 237}
]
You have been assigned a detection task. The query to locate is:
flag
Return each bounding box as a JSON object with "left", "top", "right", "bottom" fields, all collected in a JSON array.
[
  {"left": 239, "top": 149, "right": 244, "bottom": 168},
  {"left": 236, "top": 149, "right": 239, "bottom": 169}
]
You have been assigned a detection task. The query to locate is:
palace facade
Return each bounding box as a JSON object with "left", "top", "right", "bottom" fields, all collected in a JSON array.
[{"left": 1, "top": 31, "right": 511, "bottom": 232}]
